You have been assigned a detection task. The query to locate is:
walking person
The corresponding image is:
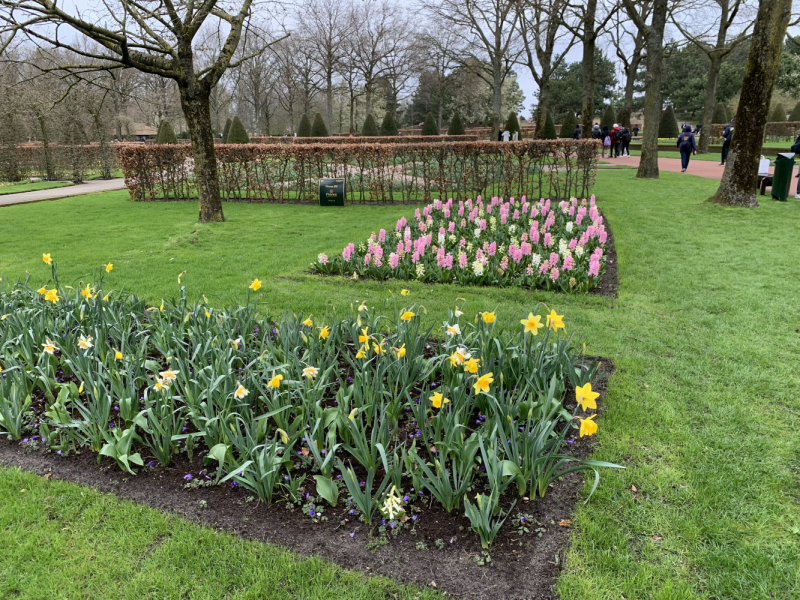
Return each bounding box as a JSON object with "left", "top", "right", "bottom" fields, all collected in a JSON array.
[
  {"left": 602, "top": 127, "right": 611, "bottom": 158},
  {"left": 720, "top": 119, "right": 734, "bottom": 166},
  {"left": 591, "top": 123, "right": 601, "bottom": 139},
  {"left": 611, "top": 124, "right": 622, "bottom": 157},
  {"left": 502, "top": 128, "right": 511, "bottom": 142},
  {"left": 632, "top": 124, "right": 640, "bottom": 137},
  {"left": 573, "top": 124, "right": 581, "bottom": 140},
  {"left": 620, "top": 126, "right": 632, "bottom": 156},
  {"left": 791, "top": 131, "right": 800, "bottom": 198},
  {"left": 677, "top": 124, "right": 697, "bottom": 172},
  {"left": 497, "top": 126, "right": 504, "bottom": 142}
]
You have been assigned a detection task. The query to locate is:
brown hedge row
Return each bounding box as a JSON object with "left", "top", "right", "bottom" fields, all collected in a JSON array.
[
  {"left": 1, "top": 143, "right": 119, "bottom": 182},
  {"left": 119, "top": 140, "right": 599, "bottom": 204},
  {"left": 245, "top": 135, "right": 480, "bottom": 145}
]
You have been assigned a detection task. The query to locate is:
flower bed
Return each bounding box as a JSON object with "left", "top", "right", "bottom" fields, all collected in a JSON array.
[
  {"left": 312, "top": 195, "right": 609, "bottom": 293},
  {"left": 0, "top": 258, "right": 620, "bottom": 549}
]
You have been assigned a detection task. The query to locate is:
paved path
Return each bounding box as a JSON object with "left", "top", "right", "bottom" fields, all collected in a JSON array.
[
  {"left": 0, "top": 178, "right": 127, "bottom": 208},
  {"left": 598, "top": 155, "right": 741, "bottom": 180}
]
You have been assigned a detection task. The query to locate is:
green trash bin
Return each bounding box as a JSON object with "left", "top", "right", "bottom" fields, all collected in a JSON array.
[{"left": 771, "top": 152, "right": 795, "bottom": 201}]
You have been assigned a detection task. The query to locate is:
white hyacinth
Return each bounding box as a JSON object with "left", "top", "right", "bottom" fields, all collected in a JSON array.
[
  {"left": 415, "top": 264, "right": 425, "bottom": 279},
  {"left": 531, "top": 253, "right": 542, "bottom": 267},
  {"left": 474, "top": 228, "right": 482, "bottom": 238},
  {"left": 575, "top": 245, "right": 585, "bottom": 257},
  {"left": 566, "top": 221, "right": 574, "bottom": 233},
  {"left": 472, "top": 260, "right": 484, "bottom": 276}
]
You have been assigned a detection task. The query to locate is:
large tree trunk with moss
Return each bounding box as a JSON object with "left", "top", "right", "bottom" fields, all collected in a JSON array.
[
  {"left": 698, "top": 56, "right": 723, "bottom": 154},
  {"left": 634, "top": 0, "right": 668, "bottom": 179},
  {"left": 535, "top": 80, "right": 551, "bottom": 140},
  {"left": 580, "top": 0, "right": 597, "bottom": 136},
  {"left": 708, "top": 0, "right": 792, "bottom": 208},
  {"left": 179, "top": 83, "right": 225, "bottom": 223}
]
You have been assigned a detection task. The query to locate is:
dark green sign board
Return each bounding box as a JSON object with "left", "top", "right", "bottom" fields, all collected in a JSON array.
[{"left": 319, "top": 178, "right": 345, "bottom": 206}]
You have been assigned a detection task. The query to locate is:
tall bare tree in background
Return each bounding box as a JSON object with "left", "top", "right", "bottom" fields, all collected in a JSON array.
[
  {"left": 609, "top": 2, "right": 649, "bottom": 126},
  {"left": 418, "top": 25, "right": 462, "bottom": 130},
  {"left": 672, "top": 0, "right": 755, "bottom": 153},
  {"left": 427, "top": 0, "right": 521, "bottom": 140},
  {"left": 517, "top": 0, "right": 575, "bottom": 137},
  {"left": 0, "top": 0, "right": 275, "bottom": 222},
  {"left": 709, "top": 0, "right": 794, "bottom": 207}
]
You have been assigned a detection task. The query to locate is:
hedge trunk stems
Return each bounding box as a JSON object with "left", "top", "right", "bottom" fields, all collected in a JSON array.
[
  {"left": 180, "top": 85, "right": 225, "bottom": 223},
  {"left": 698, "top": 57, "right": 722, "bottom": 154},
  {"left": 708, "top": 0, "right": 792, "bottom": 208}
]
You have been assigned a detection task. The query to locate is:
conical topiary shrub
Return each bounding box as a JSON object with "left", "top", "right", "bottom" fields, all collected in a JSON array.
[
  {"left": 421, "top": 112, "right": 439, "bottom": 136},
  {"left": 600, "top": 104, "right": 616, "bottom": 130},
  {"left": 447, "top": 111, "right": 465, "bottom": 135},
  {"left": 617, "top": 106, "right": 632, "bottom": 128},
  {"left": 658, "top": 105, "right": 679, "bottom": 138},
  {"left": 362, "top": 114, "right": 378, "bottom": 136},
  {"left": 226, "top": 116, "right": 250, "bottom": 144},
  {"left": 504, "top": 111, "right": 521, "bottom": 135},
  {"left": 542, "top": 111, "right": 557, "bottom": 140},
  {"left": 155, "top": 120, "right": 178, "bottom": 144},
  {"left": 712, "top": 102, "right": 729, "bottom": 124},
  {"left": 559, "top": 112, "right": 576, "bottom": 138},
  {"left": 789, "top": 101, "right": 800, "bottom": 121},
  {"left": 379, "top": 110, "right": 398, "bottom": 136},
  {"left": 222, "top": 117, "right": 232, "bottom": 143},
  {"left": 770, "top": 103, "right": 787, "bottom": 122},
  {"left": 297, "top": 113, "right": 312, "bottom": 137},
  {"left": 311, "top": 113, "right": 329, "bottom": 137}
]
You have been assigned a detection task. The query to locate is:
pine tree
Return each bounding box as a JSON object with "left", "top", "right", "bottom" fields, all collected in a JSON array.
[
  {"left": 311, "top": 113, "right": 329, "bottom": 137},
  {"left": 297, "top": 113, "right": 312, "bottom": 137},
  {"left": 421, "top": 112, "right": 439, "bottom": 135},
  {"left": 770, "top": 103, "right": 787, "bottom": 121},
  {"left": 658, "top": 105, "right": 679, "bottom": 138},
  {"left": 600, "top": 104, "right": 616, "bottom": 130},
  {"left": 504, "top": 111, "right": 521, "bottom": 134},
  {"left": 542, "top": 111, "right": 557, "bottom": 139},
  {"left": 790, "top": 101, "right": 800, "bottom": 121},
  {"left": 447, "top": 111, "right": 465, "bottom": 135},
  {"left": 559, "top": 112, "right": 576, "bottom": 138},
  {"left": 226, "top": 116, "right": 250, "bottom": 143},
  {"left": 155, "top": 120, "right": 178, "bottom": 144},
  {"left": 379, "top": 110, "right": 399, "bottom": 136},
  {"left": 362, "top": 114, "right": 378, "bottom": 136},
  {"left": 221, "top": 117, "right": 232, "bottom": 143},
  {"left": 712, "top": 102, "right": 729, "bottom": 124}
]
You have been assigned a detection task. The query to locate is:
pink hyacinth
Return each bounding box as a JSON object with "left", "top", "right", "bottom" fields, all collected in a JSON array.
[
  {"left": 563, "top": 255, "right": 574, "bottom": 271},
  {"left": 579, "top": 232, "right": 589, "bottom": 246},
  {"left": 588, "top": 258, "right": 600, "bottom": 277},
  {"left": 461, "top": 218, "right": 467, "bottom": 228},
  {"left": 549, "top": 267, "right": 560, "bottom": 281},
  {"left": 531, "top": 230, "right": 540, "bottom": 244},
  {"left": 544, "top": 233, "right": 552, "bottom": 247},
  {"left": 513, "top": 209, "right": 520, "bottom": 220},
  {"left": 593, "top": 247, "right": 603, "bottom": 258},
  {"left": 575, "top": 212, "right": 584, "bottom": 225},
  {"left": 459, "top": 252, "right": 468, "bottom": 268},
  {"left": 549, "top": 252, "right": 559, "bottom": 267},
  {"left": 448, "top": 221, "right": 456, "bottom": 233},
  {"left": 521, "top": 232, "right": 528, "bottom": 242},
  {"left": 411, "top": 251, "right": 420, "bottom": 264},
  {"left": 569, "top": 238, "right": 577, "bottom": 251},
  {"left": 419, "top": 221, "right": 427, "bottom": 233},
  {"left": 531, "top": 206, "right": 538, "bottom": 218},
  {"left": 434, "top": 199, "right": 442, "bottom": 210},
  {"left": 415, "top": 208, "right": 421, "bottom": 220},
  {"left": 373, "top": 245, "right": 384, "bottom": 260},
  {"left": 342, "top": 244, "right": 353, "bottom": 261},
  {"left": 539, "top": 259, "right": 550, "bottom": 274},
  {"left": 378, "top": 229, "right": 386, "bottom": 243},
  {"left": 444, "top": 207, "right": 450, "bottom": 218},
  {"left": 568, "top": 205, "right": 575, "bottom": 217},
  {"left": 445, "top": 253, "right": 454, "bottom": 270},
  {"left": 599, "top": 230, "right": 607, "bottom": 244},
  {"left": 397, "top": 241, "right": 404, "bottom": 255},
  {"left": 405, "top": 239, "right": 412, "bottom": 253},
  {"left": 488, "top": 241, "right": 497, "bottom": 256},
  {"left": 480, "top": 219, "right": 487, "bottom": 231},
  {"left": 500, "top": 212, "right": 507, "bottom": 225},
  {"left": 374, "top": 257, "right": 382, "bottom": 267},
  {"left": 389, "top": 253, "right": 399, "bottom": 268},
  {"left": 521, "top": 242, "right": 531, "bottom": 255},
  {"left": 364, "top": 254, "right": 371, "bottom": 266}
]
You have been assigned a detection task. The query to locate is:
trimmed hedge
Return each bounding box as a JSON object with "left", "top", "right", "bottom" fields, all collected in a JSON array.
[
  {"left": 362, "top": 114, "right": 378, "bottom": 136},
  {"left": 712, "top": 102, "right": 729, "bottom": 124},
  {"left": 311, "top": 113, "right": 329, "bottom": 137},
  {"left": 247, "top": 135, "right": 481, "bottom": 145},
  {"left": 447, "top": 112, "right": 465, "bottom": 135},
  {"left": 297, "top": 114, "right": 312, "bottom": 137},
  {"left": 227, "top": 116, "right": 250, "bottom": 144},
  {"left": 770, "top": 104, "right": 787, "bottom": 122},
  {"left": 600, "top": 105, "right": 616, "bottom": 130},
  {"left": 504, "top": 111, "right": 521, "bottom": 134},
  {"left": 421, "top": 112, "right": 439, "bottom": 136},
  {"left": 222, "top": 118, "right": 232, "bottom": 143},
  {"left": 542, "top": 112, "right": 557, "bottom": 139},
  {"left": 379, "top": 111, "right": 398, "bottom": 136},
  {"left": 659, "top": 106, "right": 679, "bottom": 138},
  {"left": 155, "top": 120, "right": 178, "bottom": 144},
  {"left": 119, "top": 139, "right": 600, "bottom": 204},
  {"left": 560, "top": 112, "right": 577, "bottom": 139}
]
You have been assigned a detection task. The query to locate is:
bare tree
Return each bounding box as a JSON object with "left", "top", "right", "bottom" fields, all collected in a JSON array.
[
  {"left": 517, "top": 0, "right": 576, "bottom": 138},
  {"left": 708, "top": 0, "right": 794, "bottom": 207},
  {"left": 417, "top": 25, "right": 463, "bottom": 130},
  {"left": 426, "top": 0, "right": 521, "bottom": 139},
  {"left": 273, "top": 37, "right": 302, "bottom": 132},
  {"left": 0, "top": 0, "right": 275, "bottom": 222},
  {"left": 672, "top": 0, "right": 756, "bottom": 153},
  {"left": 624, "top": 0, "right": 670, "bottom": 178},
  {"left": 233, "top": 46, "right": 278, "bottom": 135},
  {"left": 608, "top": 2, "right": 649, "bottom": 125}
]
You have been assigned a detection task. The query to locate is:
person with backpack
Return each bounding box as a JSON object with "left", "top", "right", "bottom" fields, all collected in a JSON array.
[
  {"left": 720, "top": 119, "right": 734, "bottom": 166},
  {"left": 620, "top": 126, "right": 632, "bottom": 157},
  {"left": 601, "top": 125, "right": 611, "bottom": 158},
  {"left": 791, "top": 131, "right": 800, "bottom": 198},
  {"left": 676, "top": 124, "right": 697, "bottom": 172},
  {"left": 610, "top": 124, "right": 622, "bottom": 157},
  {"left": 632, "top": 124, "right": 640, "bottom": 137},
  {"left": 591, "top": 123, "right": 601, "bottom": 139},
  {"left": 573, "top": 124, "right": 581, "bottom": 139}
]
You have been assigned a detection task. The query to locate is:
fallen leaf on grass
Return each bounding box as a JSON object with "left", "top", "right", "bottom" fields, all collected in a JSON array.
[
  {"left": 42, "top": 473, "right": 52, "bottom": 480},
  {"left": 631, "top": 485, "right": 638, "bottom": 492},
  {"left": 559, "top": 519, "right": 571, "bottom": 527}
]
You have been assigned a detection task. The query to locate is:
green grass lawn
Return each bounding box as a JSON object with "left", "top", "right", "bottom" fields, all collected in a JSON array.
[
  {"left": 0, "top": 180, "right": 73, "bottom": 195},
  {"left": 2, "top": 172, "right": 800, "bottom": 599}
]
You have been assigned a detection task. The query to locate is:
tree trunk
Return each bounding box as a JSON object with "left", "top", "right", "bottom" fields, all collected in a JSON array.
[
  {"left": 179, "top": 84, "right": 225, "bottom": 223},
  {"left": 698, "top": 56, "right": 722, "bottom": 154},
  {"left": 365, "top": 81, "right": 372, "bottom": 118},
  {"left": 636, "top": 0, "right": 668, "bottom": 179},
  {"left": 623, "top": 52, "right": 640, "bottom": 117},
  {"left": 492, "top": 60, "right": 502, "bottom": 141},
  {"left": 708, "top": 0, "right": 792, "bottom": 208},
  {"left": 326, "top": 70, "right": 334, "bottom": 132},
  {"left": 580, "top": 0, "right": 597, "bottom": 136},
  {"left": 536, "top": 79, "right": 552, "bottom": 139},
  {"left": 36, "top": 111, "right": 55, "bottom": 180}
]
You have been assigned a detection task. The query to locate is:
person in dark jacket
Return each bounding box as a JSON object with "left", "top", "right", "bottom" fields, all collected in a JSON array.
[
  {"left": 610, "top": 124, "right": 623, "bottom": 157},
  {"left": 497, "top": 126, "right": 504, "bottom": 142},
  {"left": 632, "top": 124, "right": 639, "bottom": 137},
  {"left": 591, "top": 123, "right": 601, "bottom": 139},
  {"left": 573, "top": 124, "right": 581, "bottom": 139},
  {"left": 791, "top": 132, "right": 800, "bottom": 198},
  {"left": 676, "top": 124, "right": 697, "bottom": 172},
  {"left": 620, "top": 127, "right": 632, "bottom": 157},
  {"left": 720, "top": 118, "right": 734, "bottom": 165}
]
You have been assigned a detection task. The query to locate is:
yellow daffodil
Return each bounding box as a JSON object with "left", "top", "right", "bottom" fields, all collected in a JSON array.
[
  {"left": 521, "top": 312, "right": 543, "bottom": 335},
  {"left": 105, "top": 263, "right": 113, "bottom": 273},
  {"left": 154, "top": 378, "right": 166, "bottom": 392},
  {"left": 579, "top": 414, "right": 598, "bottom": 437},
  {"left": 303, "top": 366, "right": 319, "bottom": 379},
  {"left": 205, "top": 310, "right": 211, "bottom": 318},
  {"left": 358, "top": 327, "right": 369, "bottom": 344},
  {"left": 356, "top": 347, "right": 367, "bottom": 359},
  {"left": 546, "top": 309, "right": 565, "bottom": 331},
  {"left": 482, "top": 311, "right": 496, "bottom": 324},
  {"left": 449, "top": 350, "right": 466, "bottom": 367},
  {"left": 36, "top": 286, "right": 46, "bottom": 295},
  {"left": 42, "top": 338, "right": 58, "bottom": 355},
  {"left": 268, "top": 373, "right": 283, "bottom": 388},
  {"left": 0, "top": 365, "right": 2, "bottom": 373},
  {"left": 400, "top": 311, "right": 415, "bottom": 321},
  {"left": 401, "top": 289, "right": 410, "bottom": 296},
  {"left": 78, "top": 335, "right": 93, "bottom": 350},
  {"left": 234, "top": 382, "right": 249, "bottom": 400},
  {"left": 429, "top": 391, "right": 450, "bottom": 409},
  {"left": 302, "top": 316, "right": 313, "bottom": 327},
  {"left": 446, "top": 323, "right": 461, "bottom": 336},
  {"left": 348, "top": 408, "right": 358, "bottom": 421},
  {"left": 473, "top": 372, "right": 494, "bottom": 394},
  {"left": 276, "top": 428, "right": 289, "bottom": 443},
  {"left": 455, "top": 307, "right": 464, "bottom": 317},
  {"left": 463, "top": 357, "right": 480, "bottom": 374},
  {"left": 44, "top": 289, "right": 59, "bottom": 304},
  {"left": 395, "top": 344, "right": 406, "bottom": 358},
  {"left": 42, "top": 253, "right": 52, "bottom": 265},
  {"left": 319, "top": 325, "right": 330, "bottom": 339},
  {"left": 102, "top": 294, "right": 110, "bottom": 302},
  {"left": 358, "top": 301, "right": 367, "bottom": 312},
  {"left": 159, "top": 301, "right": 165, "bottom": 311},
  {"left": 249, "top": 278, "right": 261, "bottom": 291},
  {"left": 230, "top": 338, "right": 242, "bottom": 350},
  {"left": 0, "top": 314, "right": 8, "bottom": 321},
  {"left": 575, "top": 382, "right": 599, "bottom": 411},
  {"left": 114, "top": 350, "right": 123, "bottom": 361},
  {"left": 373, "top": 341, "right": 385, "bottom": 354},
  {"left": 81, "top": 285, "right": 92, "bottom": 299},
  {"left": 159, "top": 369, "right": 179, "bottom": 384}
]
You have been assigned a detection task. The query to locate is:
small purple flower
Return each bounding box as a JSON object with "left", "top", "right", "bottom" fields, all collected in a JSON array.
[
  {"left": 390, "top": 522, "right": 395, "bottom": 529},
  {"left": 147, "top": 461, "right": 155, "bottom": 467},
  {"left": 183, "top": 473, "right": 192, "bottom": 481},
  {"left": 412, "top": 515, "right": 418, "bottom": 522},
  {"left": 402, "top": 495, "right": 409, "bottom": 502},
  {"left": 230, "top": 481, "right": 238, "bottom": 488},
  {"left": 350, "top": 532, "right": 355, "bottom": 538},
  {"left": 381, "top": 519, "right": 386, "bottom": 526},
  {"left": 360, "top": 481, "right": 365, "bottom": 486},
  {"left": 309, "top": 507, "right": 316, "bottom": 516},
  {"left": 22, "top": 438, "right": 28, "bottom": 443},
  {"left": 182, "top": 427, "right": 187, "bottom": 432},
  {"left": 567, "top": 438, "right": 575, "bottom": 445},
  {"left": 56, "top": 450, "right": 62, "bottom": 456},
  {"left": 349, "top": 509, "right": 354, "bottom": 515}
]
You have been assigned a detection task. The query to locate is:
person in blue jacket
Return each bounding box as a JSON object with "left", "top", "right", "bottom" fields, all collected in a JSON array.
[{"left": 676, "top": 124, "right": 697, "bottom": 172}]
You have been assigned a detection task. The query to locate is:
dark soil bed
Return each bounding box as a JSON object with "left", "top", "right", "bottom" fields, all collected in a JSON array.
[{"left": 0, "top": 360, "right": 613, "bottom": 600}]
